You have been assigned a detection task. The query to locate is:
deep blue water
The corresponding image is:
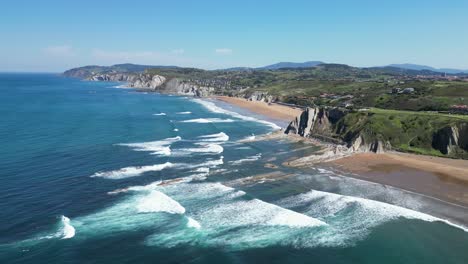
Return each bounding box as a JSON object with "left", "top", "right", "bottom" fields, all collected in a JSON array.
[{"left": 1, "top": 74, "right": 467, "bottom": 263}]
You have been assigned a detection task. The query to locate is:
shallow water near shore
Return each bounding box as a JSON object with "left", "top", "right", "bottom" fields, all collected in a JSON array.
[{"left": 1, "top": 73, "right": 468, "bottom": 263}]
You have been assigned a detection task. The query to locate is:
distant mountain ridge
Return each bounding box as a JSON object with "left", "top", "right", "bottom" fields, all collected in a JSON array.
[
  {"left": 386, "top": 63, "right": 468, "bottom": 74},
  {"left": 257, "top": 61, "right": 325, "bottom": 70},
  {"left": 63, "top": 61, "right": 468, "bottom": 79},
  {"left": 63, "top": 63, "right": 180, "bottom": 78}
]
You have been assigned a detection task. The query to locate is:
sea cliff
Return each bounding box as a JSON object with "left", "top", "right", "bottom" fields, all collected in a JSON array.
[
  {"left": 63, "top": 68, "right": 468, "bottom": 160},
  {"left": 63, "top": 70, "right": 276, "bottom": 100},
  {"left": 285, "top": 107, "right": 468, "bottom": 159}
]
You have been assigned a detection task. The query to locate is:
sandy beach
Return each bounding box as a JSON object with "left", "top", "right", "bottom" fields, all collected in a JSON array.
[
  {"left": 327, "top": 152, "right": 468, "bottom": 206},
  {"left": 330, "top": 152, "right": 468, "bottom": 182},
  {"left": 214, "top": 96, "right": 303, "bottom": 122},
  {"left": 216, "top": 96, "right": 468, "bottom": 206}
]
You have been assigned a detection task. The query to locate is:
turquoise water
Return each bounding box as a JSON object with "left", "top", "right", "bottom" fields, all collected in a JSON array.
[{"left": 1, "top": 73, "right": 467, "bottom": 263}]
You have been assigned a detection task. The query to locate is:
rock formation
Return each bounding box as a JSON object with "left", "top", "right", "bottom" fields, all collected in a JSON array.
[
  {"left": 248, "top": 91, "right": 276, "bottom": 103},
  {"left": 161, "top": 79, "right": 216, "bottom": 97},
  {"left": 285, "top": 107, "right": 388, "bottom": 154},
  {"left": 432, "top": 124, "right": 468, "bottom": 155},
  {"left": 285, "top": 107, "right": 468, "bottom": 158},
  {"left": 88, "top": 73, "right": 166, "bottom": 89}
]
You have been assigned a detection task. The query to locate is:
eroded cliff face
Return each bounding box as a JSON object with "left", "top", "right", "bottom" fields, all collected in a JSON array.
[
  {"left": 86, "top": 73, "right": 224, "bottom": 97},
  {"left": 285, "top": 107, "right": 388, "bottom": 153},
  {"left": 247, "top": 91, "right": 276, "bottom": 103},
  {"left": 285, "top": 107, "right": 468, "bottom": 158},
  {"left": 76, "top": 71, "right": 278, "bottom": 100},
  {"left": 432, "top": 123, "right": 468, "bottom": 155},
  {"left": 88, "top": 73, "right": 166, "bottom": 89},
  {"left": 161, "top": 79, "right": 216, "bottom": 97}
]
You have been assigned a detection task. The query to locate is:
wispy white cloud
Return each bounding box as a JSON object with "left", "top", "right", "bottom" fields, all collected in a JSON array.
[
  {"left": 215, "top": 48, "right": 233, "bottom": 55},
  {"left": 171, "top": 49, "right": 185, "bottom": 55},
  {"left": 43, "top": 45, "right": 76, "bottom": 57}
]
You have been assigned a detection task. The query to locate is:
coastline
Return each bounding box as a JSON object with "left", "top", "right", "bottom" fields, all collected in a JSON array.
[
  {"left": 326, "top": 152, "right": 468, "bottom": 207},
  {"left": 213, "top": 96, "right": 303, "bottom": 124},
  {"left": 213, "top": 96, "right": 468, "bottom": 207}
]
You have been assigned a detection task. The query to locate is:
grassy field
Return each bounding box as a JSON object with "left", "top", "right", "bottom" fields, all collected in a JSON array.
[
  {"left": 336, "top": 108, "right": 468, "bottom": 158},
  {"left": 66, "top": 63, "right": 468, "bottom": 112}
]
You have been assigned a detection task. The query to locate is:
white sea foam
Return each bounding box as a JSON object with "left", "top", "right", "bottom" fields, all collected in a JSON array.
[
  {"left": 117, "top": 136, "right": 181, "bottom": 156},
  {"left": 176, "top": 143, "right": 224, "bottom": 155},
  {"left": 187, "top": 217, "right": 201, "bottom": 229},
  {"left": 143, "top": 182, "right": 326, "bottom": 249},
  {"left": 229, "top": 153, "right": 262, "bottom": 165},
  {"left": 194, "top": 156, "right": 224, "bottom": 168},
  {"left": 153, "top": 113, "right": 166, "bottom": 116},
  {"left": 277, "top": 189, "right": 468, "bottom": 242},
  {"left": 197, "top": 132, "right": 229, "bottom": 142},
  {"left": 173, "top": 128, "right": 179, "bottom": 132},
  {"left": 241, "top": 134, "right": 256, "bottom": 141},
  {"left": 153, "top": 182, "right": 325, "bottom": 229},
  {"left": 113, "top": 84, "right": 129, "bottom": 89},
  {"left": 192, "top": 167, "right": 210, "bottom": 174},
  {"left": 180, "top": 118, "right": 235, "bottom": 123},
  {"left": 26, "top": 176, "right": 466, "bottom": 250},
  {"left": 235, "top": 146, "right": 251, "bottom": 150},
  {"left": 176, "top": 111, "right": 192, "bottom": 114},
  {"left": 60, "top": 215, "right": 75, "bottom": 239},
  {"left": 91, "top": 162, "right": 173, "bottom": 179},
  {"left": 207, "top": 199, "right": 326, "bottom": 228},
  {"left": 192, "top": 99, "right": 281, "bottom": 130},
  {"left": 317, "top": 168, "right": 333, "bottom": 174},
  {"left": 136, "top": 190, "right": 186, "bottom": 214}
]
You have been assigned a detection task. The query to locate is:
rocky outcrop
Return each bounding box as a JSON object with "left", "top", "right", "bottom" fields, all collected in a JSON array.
[
  {"left": 161, "top": 79, "right": 216, "bottom": 97},
  {"left": 88, "top": 73, "right": 166, "bottom": 89},
  {"left": 432, "top": 123, "right": 468, "bottom": 155},
  {"left": 247, "top": 91, "right": 276, "bottom": 103},
  {"left": 285, "top": 107, "right": 388, "bottom": 154},
  {"left": 129, "top": 75, "right": 166, "bottom": 89},
  {"left": 285, "top": 107, "right": 347, "bottom": 138},
  {"left": 348, "top": 135, "right": 389, "bottom": 153},
  {"left": 86, "top": 72, "right": 219, "bottom": 96}
]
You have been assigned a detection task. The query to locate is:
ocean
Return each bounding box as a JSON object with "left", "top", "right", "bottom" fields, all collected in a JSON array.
[{"left": 0, "top": 73, "right": 467, "bottom": 263}]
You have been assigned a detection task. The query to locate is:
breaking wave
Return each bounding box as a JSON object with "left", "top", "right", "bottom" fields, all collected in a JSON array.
[
  {"left": 192, "top": 99, "right": 281, "bottom": 130},
  {"left": 197, "top": 132, "right": 229, "bottom": 142},
  {"left": 175, "top": 143, "right": 224, "bottom": 155},
  {"left": 136, "top": 191, "right": 186, "bottom": 214},
  {"left": 91, "top": 162, "right": 173, "bottom": 179},
  {"left": 187, "top": 217, "right": 201, "bottom": 229},
  {"left": 277, "top": 189, "right": 468, "bottom": 245},
  {"left": 176, "top": 111, "right": 192, "bottom": 114},
  {"left": 229, "top": 153, "right": 262, "bottom": 165},
  {"left": 180, "top": 118, "right": 235, "bottom": 123},
  {"left": 34, "top": 215, "right": 76, "bottom": 241},
  {"left": 60, "top": 216, "right": 76, "bottom": 239},
  {"left": 117, "top": 136, "right": 181, "bottom": 156},
  {"left": 153, "top": 113, "right": 166, "bottom": 116}
]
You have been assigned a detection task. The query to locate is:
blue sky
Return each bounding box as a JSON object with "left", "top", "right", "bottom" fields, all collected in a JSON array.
[{"left": 1, "top": 0, "right": 468, "bottom": 72}]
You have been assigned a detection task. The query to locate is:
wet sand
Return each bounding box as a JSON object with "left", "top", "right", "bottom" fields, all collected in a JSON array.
[
  {"left": 216, "top": 96, "right": 468, "bottom": 207},
  {"left": 327, "top": 153, "right": 468, "bottom": 206}
]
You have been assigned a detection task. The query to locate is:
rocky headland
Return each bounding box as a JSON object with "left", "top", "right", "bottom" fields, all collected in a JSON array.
[
  {"left": 284, "top": 107, "right": 468, "bottom": 161},
  {"left": 63, "top": 67, "right": 468, "bottom": 161}
]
